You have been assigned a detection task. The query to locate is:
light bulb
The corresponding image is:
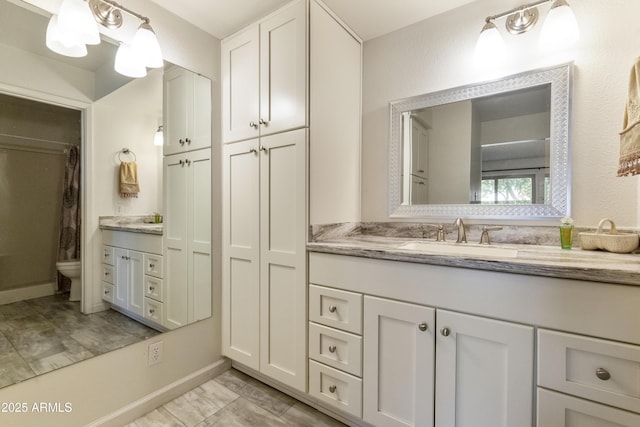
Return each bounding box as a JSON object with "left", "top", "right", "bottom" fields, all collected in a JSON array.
[
  {"left": 131, "top": 22, "right": 164, "bottom": 68},
  {"left": 114, "top": 43, "right": 147, "bottom": 78},
  {"left": 57, "top": 0, "right": 100, "bottom": 46},
  {"left": 46, "top": 14, "right": 87, "bottom": 57},
  {"left": 154, "top": 126, "right": 164, "bottom": 146},
  {"left": 540, "top": 0, "right": 579, "bottom": 51},
  {"left": 474, "top": 21, "right": 506, "bottom": 68}
]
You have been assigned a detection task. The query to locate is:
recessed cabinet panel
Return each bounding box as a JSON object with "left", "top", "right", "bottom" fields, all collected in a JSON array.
[
  {"left": 266, "top": 139, "right": 297, "bottom": 253},
  {"left": 164, "top": 67, "right": 189, "bottom": 154},
  {"left": 228, "top": 141, "right": 259, "bottom": 249},
  {"left": 228, "top": 257, "right": 260, "bottom": 370},
  {"left": 309, "top": 284, "right": 362, "bottom": 334},
  {"left": 537, "top": 388, "right": 640, "bottom": 427},
  {"left": 309, "top": 360, "right": 362, "bottom": 418},
  {"left": 222, "top": 26, "right": 260, "bottom": 143},
  {"left": 309, "top": 322, "right": 362, "bottom": 376},
  {"left": 264, "top": 264, "right": 297, "bottom": 373}
]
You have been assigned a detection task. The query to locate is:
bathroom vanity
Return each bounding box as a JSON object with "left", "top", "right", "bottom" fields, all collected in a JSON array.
[{"left": 305, "top": 234, "right": 640, "bottom": 427}]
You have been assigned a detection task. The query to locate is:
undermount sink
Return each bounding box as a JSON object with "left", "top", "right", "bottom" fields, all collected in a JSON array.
[{"left": 398, "top": 242, "right": 519, "bottom": 258}]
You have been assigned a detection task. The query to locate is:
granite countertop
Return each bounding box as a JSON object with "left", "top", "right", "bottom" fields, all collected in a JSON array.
[
  {"left": 99, "top": 216, "right": 163, "bottom": 235},
  {"left": 307, "top": 234, "right": 640, "bottom": 286}
]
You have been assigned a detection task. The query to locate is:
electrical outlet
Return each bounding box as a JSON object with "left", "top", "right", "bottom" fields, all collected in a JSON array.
[{"left": 148, "top": 341, "right": 163, "bottom": 366}]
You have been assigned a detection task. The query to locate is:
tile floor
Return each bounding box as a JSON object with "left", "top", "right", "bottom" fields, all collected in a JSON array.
[
  {"left": 128, "top": 368, "right": 347, "bottom": 427},
  {"left": 0, "top": 293, "right": 160, "bottom": 388}
]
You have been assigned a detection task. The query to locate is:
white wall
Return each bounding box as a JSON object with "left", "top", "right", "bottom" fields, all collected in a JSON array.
[
  {"left": 0, "top": 1, "right": 223, "bottom": 426},
  {"left": 362, "top": 0, "right": 640, "bottom": 227}
]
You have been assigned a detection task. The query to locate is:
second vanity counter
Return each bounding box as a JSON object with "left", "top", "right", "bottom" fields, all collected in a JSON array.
[
  {"left": 99, "top": 216, "right": 163, "bottom": 235},
  {"left": 307, "top": 234, "right": 640, "bottom": 286}
]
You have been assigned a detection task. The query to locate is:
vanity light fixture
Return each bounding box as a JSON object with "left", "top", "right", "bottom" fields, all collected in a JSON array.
[
  {"left": 475, "top": 0, "right": 579, "bottom": 67},
  {"left": 153, "top": 125, "right": 164, "bottom": 146},
  {"left": 46, "top": 0, "right": 163, "bottom": 78}
]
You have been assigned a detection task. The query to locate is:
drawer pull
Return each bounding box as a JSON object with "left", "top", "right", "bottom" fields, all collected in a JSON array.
[
  {"left": 149, "top": 263, "right": 155, "bottom": 268},
  {"left": 328, "top": 305, "right": 337, "bottom": 313},
  {"left": 328, "top": 345, "right": 337, "bottom": 353},
  {"left": 595, "top": 367, "right": 611, "bottom": 381},
  {"left": 149, "top": 308, "right": 155, "bottom": 315},
  {"left": 440, "top": 327, "right": 451, "bottom": 337},
  {"left": 329, "top": 385, "right": 337, "bottom": 393},
  {"left": 418, "top": 322, "right": 428, "bottom": 331}
]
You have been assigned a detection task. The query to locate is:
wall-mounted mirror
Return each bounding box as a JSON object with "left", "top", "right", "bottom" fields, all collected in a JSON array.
[
  {"left": 0, "top": 0, "right": 211, "bottom": 389},
  {"left": 389, "top": 64, "right": 572, "bottom": 219}
]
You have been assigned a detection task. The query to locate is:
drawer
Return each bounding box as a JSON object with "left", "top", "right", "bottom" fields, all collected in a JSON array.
[
  {"left": 538, "top": 329, "right": 640, "bottom": 413},
  {"left": 143, "top": 298, "right": 163, "bottom": 325},
  {"left": 309, "top": 322, "right": 362, "bottom": 377},
  {"left": 309, "top": 360, "right": 362, "bottom": 418},
  {"left": 537, "top": 388, "right": 640, "bottom": 427},
  {"left": 144, "top": 276, "right": 164, "bottom": 302},
  {"left": 101, "top": 282, "right": 114, "bottom": 303},
  {"left": 102, "top": 265, "right": 115, "bottom": 284},
  {"left": 102, "top": 245, "right": 115, "bottom": 266},
  {"left": 143, "top": 253, "right": 163, "bottom": 278},
  {"left": 309, "top": 285, "right": 362, "bottom": 334}
]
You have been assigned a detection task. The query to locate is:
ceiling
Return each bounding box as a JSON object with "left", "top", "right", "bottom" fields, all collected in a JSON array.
[{"left": 149, "top": 0, "right": 478, "bottom": 41}]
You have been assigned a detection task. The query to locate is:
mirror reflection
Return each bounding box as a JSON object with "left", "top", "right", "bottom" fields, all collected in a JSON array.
[
  {"left": 389, "top": 64, "right": 571, "bottom": 219},
  {"left": 402, "top": 85, "right": 551, "bottom": 205},
  {"left": 0, "top": 0, "right": 211, "bottom": 389}
]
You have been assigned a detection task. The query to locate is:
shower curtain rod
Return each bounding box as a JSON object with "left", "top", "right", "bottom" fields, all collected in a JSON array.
[{"left": 0, "top": 132, "right": 77, "bottom": 147}]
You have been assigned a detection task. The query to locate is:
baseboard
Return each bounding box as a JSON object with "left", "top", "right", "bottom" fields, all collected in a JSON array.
[
  {"left": 232, "top": 361, "right": 368, "bottom": 427},
  {"left": 86, "top": 358, "right": 232, "bottom": 427},
  {"left": 0, "top": 282, "right": 55, "bottom": 305}
]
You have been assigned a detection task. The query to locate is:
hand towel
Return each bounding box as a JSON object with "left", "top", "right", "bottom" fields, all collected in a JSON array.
[
  {"left": 119, "top": 161, "right": 140, "bottom": 198},
  {"left": 618, "top": 57, "right": 640, "bottom": 176}
]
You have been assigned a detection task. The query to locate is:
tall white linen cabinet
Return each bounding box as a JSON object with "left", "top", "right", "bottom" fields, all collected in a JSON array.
[{"left": 221, "top": 0, "right": 362, "bottom": 392}]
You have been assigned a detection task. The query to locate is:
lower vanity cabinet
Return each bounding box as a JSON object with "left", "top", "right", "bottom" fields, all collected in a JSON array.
[
  {"left": 101, "top": 230, "right": 164, "bottom": 330},
  {"left": 362, "top": 298, "right": 533, "bottom": 427},
  {"left": 537, "top": 329, "right": 640, "bottom": 426}
]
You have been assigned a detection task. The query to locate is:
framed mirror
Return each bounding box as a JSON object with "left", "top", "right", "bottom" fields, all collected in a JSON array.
[{"left": 388, "top": 63, "right": 572, "bottom": 219}]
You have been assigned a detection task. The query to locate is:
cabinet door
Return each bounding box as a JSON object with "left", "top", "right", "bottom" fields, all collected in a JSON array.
[
  {"left": 163, "top": 154, "right": 188, "bottom": 329},
  {"left": 259, "top": 129, "right": 307, "bottom": 391},
  {"left": 113, "top": 248, "right": 129, "bottom": 309},
  {"left": 222, "top": 139, "right": 260, "bottom": 369},
  {"left": 187, "top": 148, "right": 211, "bottom": 322},
  {"left": 189, "top": 74, "right": 212, "bottom": 152},
  {"left": 363, "top": 296, "right": 435, "bottom": 427},
  {"left": 222, "top": 25, "right": 260, "bottom": 143},
  {"left": 435, "top": 310, "right": 534, "bottom": 427},
  {"left": 164, "top": 66, "right": 190, "bottom": 155},
  {"left": 258, "top": 0, "right": 307, "bottom": 136},
  {"left": 127, "top": 251, "right": 143, "bottom": 316}
]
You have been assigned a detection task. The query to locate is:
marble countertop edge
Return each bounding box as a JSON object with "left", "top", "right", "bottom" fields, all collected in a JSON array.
[{"left": 98, "top": 216, "right": 163, "bottom": 235}]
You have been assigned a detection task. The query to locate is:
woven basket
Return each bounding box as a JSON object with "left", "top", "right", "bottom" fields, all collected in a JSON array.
[{"left": 579, "top": 218, "right": 639, "bottom": 253}]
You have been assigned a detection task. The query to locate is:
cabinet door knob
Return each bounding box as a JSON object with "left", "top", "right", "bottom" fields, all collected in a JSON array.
[
  {"left": 440, "top": 327, "right": 450, "bottom": 337},
  {"left": 185, "top": 159, "right": 191, "bottom": 166},
  {"left": 328, "top": 305, "right": 337, "bottom": 313},
  {"left": 249, "top": 148, "right": 257, "bottom": 154},
  {"left": 249, "top": 121, "right": 258, "bottom": 129},
  {"left": 328, "top": 345, "right": 337, "bottom": 353},
  {"left": 185, "top": 138, "right": 191, "bottom": 144},
  {"left": 418, "top": 322, "right": 428, "bottom": 332},
  {"left": 259, "top": 145, "right": 268, "bottom": 154},
  {"left": 259, "top": 118, "right": 269, "bottom": 126},
  {"left": 179, "top": 139, "right": 185, "bottom": 146},
  {"left": 595, "top": 367, "right": 611, "bottom": 381},
  {"left": 329, "top": 385, "right": 337, "bottom": 393}
]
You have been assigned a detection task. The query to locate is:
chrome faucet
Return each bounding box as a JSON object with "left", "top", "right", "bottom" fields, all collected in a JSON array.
[{"left": 453, "top": 218, "right": 467, "bottom": 243}]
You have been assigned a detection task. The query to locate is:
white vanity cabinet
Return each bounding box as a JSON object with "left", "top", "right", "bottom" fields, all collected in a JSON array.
[
  {"left": 163, "top": 65, "right": 212, "bottom": 155},
  {"left": 163, "top": 148, "right": 212, "bottom": 330},
  {"left": 221, "top": 0, "right": 306, "bottom": 144},
  {"left": 101, "top": 230, "right": 163, "bottom": 330}
]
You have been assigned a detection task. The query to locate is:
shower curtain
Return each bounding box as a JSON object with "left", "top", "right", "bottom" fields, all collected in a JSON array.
[{"left": 57, "top": 145, "right": 81, "bottom": 293}]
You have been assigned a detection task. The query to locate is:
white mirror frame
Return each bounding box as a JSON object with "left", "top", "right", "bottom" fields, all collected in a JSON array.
[{"left": 388, "top": 63, "right": 573, "bottom": 219}]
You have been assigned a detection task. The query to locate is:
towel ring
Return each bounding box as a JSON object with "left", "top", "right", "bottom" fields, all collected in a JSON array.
[{"left": 118, "top": 148, "right": 136, "bottom": 162}]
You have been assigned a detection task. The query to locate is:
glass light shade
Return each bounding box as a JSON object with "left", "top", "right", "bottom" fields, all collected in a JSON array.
[
  {"left": 46, "top": 15, "right": 87, "bottom": 57},
  {"left": 114, "top": 43, "right": 147, "bottom": 78},
  {"left": 154, "top": 126, "right": 164, "bottom": 146},
  {"left": 57, "top": 0, "right": 100, "bottom": 46},
  {"left": 474, "top": 21, "right": 506, "bottom": 68},
  {"left": 131, "top": 23, "right": 164, "bottom": 68},
  {"left": 539, "top": 0, "right": 579, "bottom": 51}
]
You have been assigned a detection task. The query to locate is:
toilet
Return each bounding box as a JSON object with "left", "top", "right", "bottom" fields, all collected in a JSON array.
[{"left": 56, "top": 260, "right": 81, "bottom": 301}]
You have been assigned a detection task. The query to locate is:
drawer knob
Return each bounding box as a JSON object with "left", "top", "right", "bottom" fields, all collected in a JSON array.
[
  {"left": 149, "top": 309, "right": 155, "bottom": 315},
  {"left": 595, "top": 367, "right": 611, "bottom": 381},
  {"left": 329, "top": 385, "right": 337, "bottom": 393},
  {"left": 328, "top": 305, "right": 337, "bottom": 313},
  {"left": 328, "top": 345, "right": 337, "bottom": 353},
  {"left": 149, "top": 286, "right": 155, "bottom": 291},
  {"left": 418, "top": 322, "right": 428, "bottom": 332},
  {"left": 149, "top": 263, "right": 155, "bottom": 268},
  {"left": 440, "top": 327, "right": 451, "bottom": 337}
]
